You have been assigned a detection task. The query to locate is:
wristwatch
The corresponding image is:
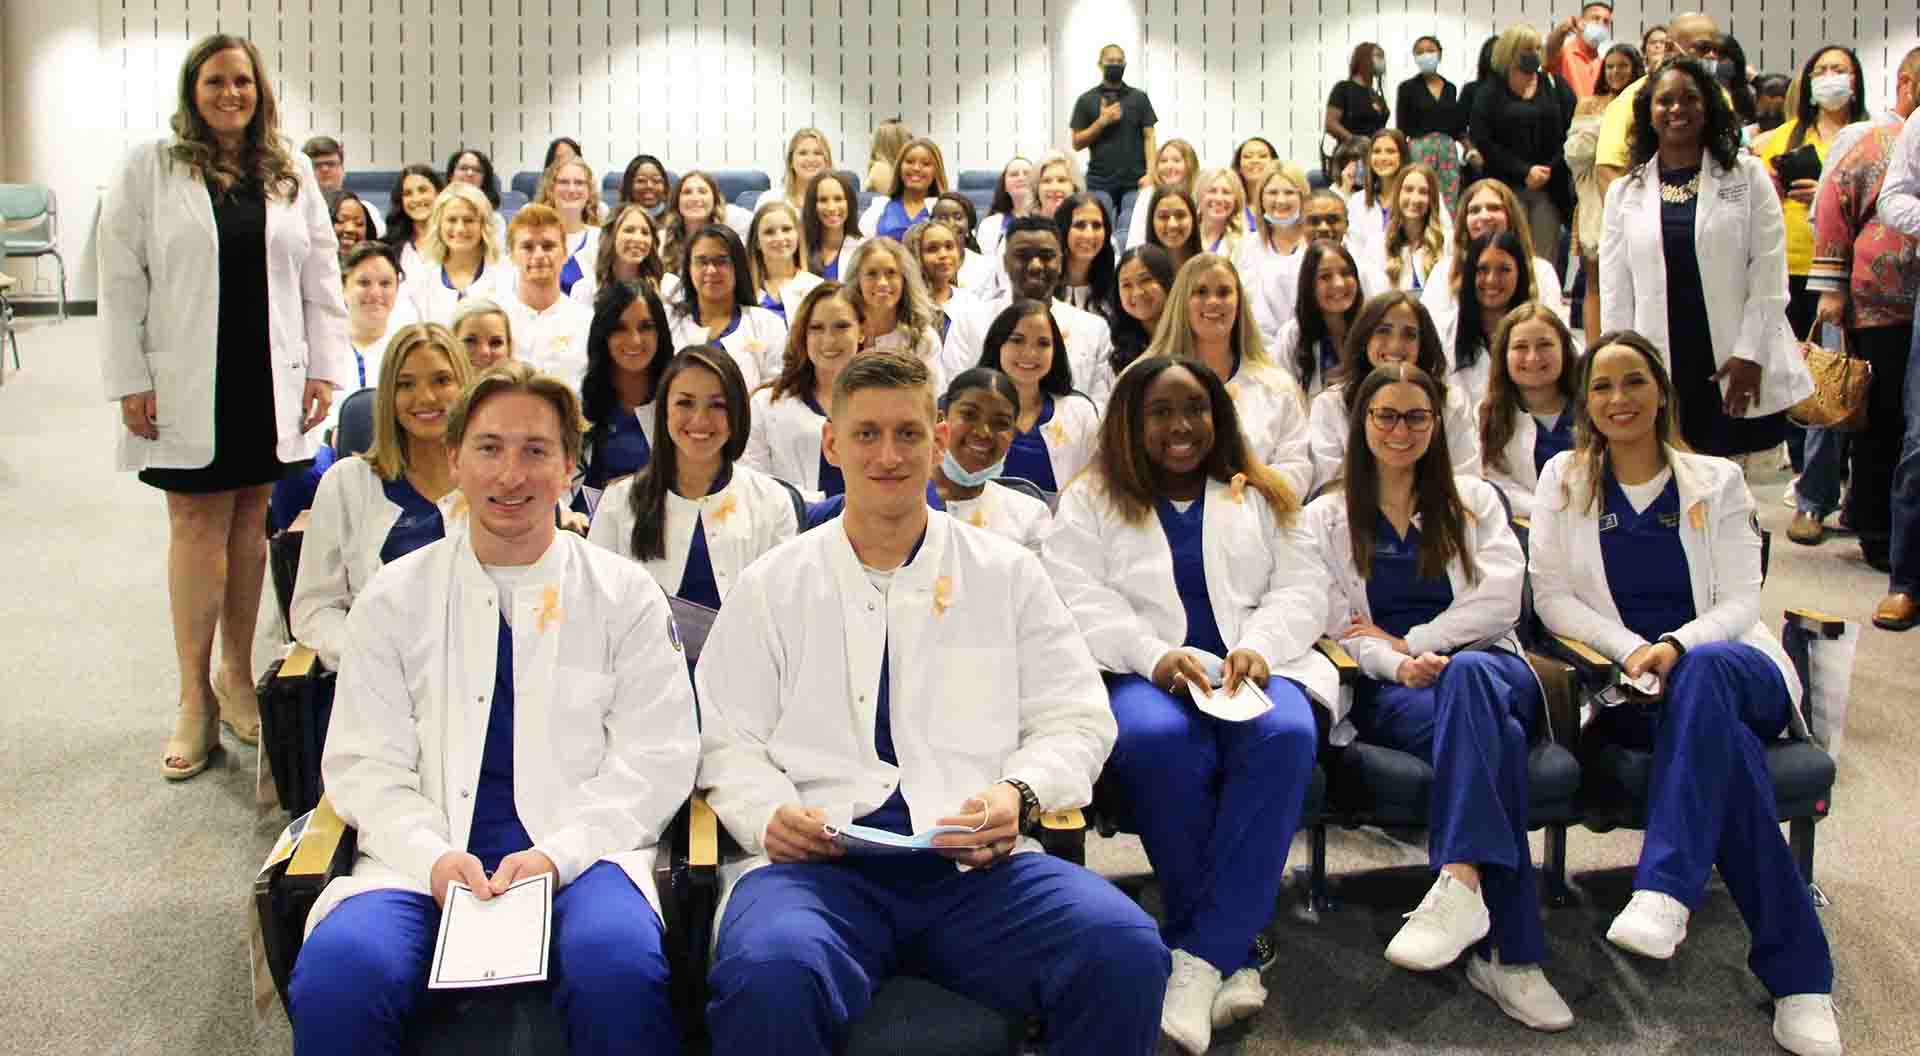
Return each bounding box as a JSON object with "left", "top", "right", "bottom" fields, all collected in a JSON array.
[
  {"left": 1001, "top": 778, "right": 1041, "bottom": 834},
  {"left": 1657, "top": 634, "right": 1688, "bottom": 659}
]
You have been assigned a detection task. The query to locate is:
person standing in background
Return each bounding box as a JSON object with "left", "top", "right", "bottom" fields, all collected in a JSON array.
[
  {"left": 1071, "top": 44, "right": 1160, "bottom": 206},
  {"left": 1544, "top": 1, "right": 1616, "bottom": 98}
]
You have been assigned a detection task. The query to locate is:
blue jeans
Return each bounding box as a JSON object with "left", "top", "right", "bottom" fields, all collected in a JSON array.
[
  {"left": 1796, "top": 427, "right": 1847, "bottom": 519},
  {"left": 1893, "top": 322, "right": 1920, "bottom": 593}
]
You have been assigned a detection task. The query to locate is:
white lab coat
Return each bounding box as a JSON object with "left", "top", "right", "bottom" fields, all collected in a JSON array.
[
  {"left": 499, "top": 289, "right": 593, "bottom": 390},
  {"left": 1421, "top": 253, "right": 1566, "bottom": 330},
  {"left": 1268, "top": 318, "right": 1337, "bottom": 400},
  {"left": 1019, "top": 392, "right": 1102, "bottom": 493},
  {"left": 667, "top": 304, "right": 789, "bottom": 391},
  {"left": 289, "top": 456, "right": 463, "bottom": 669},
  {"left": 695, "top": 513, "right": 1116, "bottom": 902},
  {"left": 588, "top": 464, "right": 800, "bottom": 603},
  {"left": 744, "top": 388, "right": 829, "bottom": 492},
  {"left": 99, "top": 137, "right": 352, "bottom": 471},
  {"left": 309, "top": 530, "right": 701, "bottom": 934},
  {"left": 1216, "top": 361, "right": 1314, "bottom": 500},
  {"left": 812, "top": 237, "right": 866, "bottom": 282},
  {"left": 1302, "top": 477, "right": 1526, "bottom": 740},
  {"left": 1528, "top": 448, "right": 1806, "bottom": 731},
  {"left": 1249, "top": 245, "right": 1392, "bottom": 352},
  {"left": 858, "top": 196, "right": 933, "bottom": 239},
  {"left": 1307, "top": 383, "right": 1481, "bottom": 495},
  {"left": 944, "top": 480, "right": 1054, "bottom": 554},
  {"left": 403, "top": 259, "right": 502, "bottom": 326},
  {"left": 761, "top": 270, "right": 826, "bottom": 322},
  {"left": 1042, "top": 474, "right": 1339, "bottom": 709},
  {"left": 1599, "top": 155, "right": 1816, "bottom": 418},
  {"left": 1482, "top": 405, "right": 1564, "bottom": 519},
  {"left": 941, "top": 292, "right": 1116, "bottom": 407},
  {"left": 957, "top": 250, "right": 996, "bottom": 291},
  {"left": 869, "top": 326, "right": 947, "bottom": 391}
]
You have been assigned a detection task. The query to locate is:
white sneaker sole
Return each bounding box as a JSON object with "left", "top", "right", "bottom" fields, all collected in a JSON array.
[
  {"left": 1159, "top": 1015, "right": 1211, "bottom": 1056},
  {"left": 1466, "top": 960, "right": 1574, "bottom": 1033},
  {"left": 1605, "top": 919, "right": 1683, "bottom": 960},
  {"left": 1384, "top": 916, "right": 1490, "bottom": 972},
  {"left": 1211, "top": 985, "right": 1267, "bottom": 1029}
]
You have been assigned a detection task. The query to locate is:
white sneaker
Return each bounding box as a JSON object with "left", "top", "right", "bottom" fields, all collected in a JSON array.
[
  {"left": 1160, "top": 949, "right": 1221, "bottom": 1055},
  {"left": 1385, "top": 872, "right": 1491, "bottom": 971},
  {"left": 1466, "top": 952, "right": 1574, "bottom": 1032},
  {"left": 1607, "top": 890, "right": 1690, "bottom": 959},
  {"left": 1782, "top": 478, "right": 1800, "bottom": 508},
  {"left": 1774, "top": 994, "right": 1843, "bottom": 1056},
  {"left": 1210, "top": 967, "right": 1268, "bottom": 1029}
]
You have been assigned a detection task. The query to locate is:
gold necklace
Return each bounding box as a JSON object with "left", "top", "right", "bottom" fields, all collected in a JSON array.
[{"left": 1659, "top": 170, "right": 1700, "bottom": 204}]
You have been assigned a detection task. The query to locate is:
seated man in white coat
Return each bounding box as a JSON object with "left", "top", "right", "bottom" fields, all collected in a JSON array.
[
  {"left": 498, "top": 204, "right": 593, "bottom": 391},
  {"left": 288, "top": 362, "right": 700, "bottom": 1056},
  {"left": 696, "top": 351, "right": 1170, "bottom": 1054},
  {"left": 941, "top": 216, "right": 1117, "bottom": 406}
]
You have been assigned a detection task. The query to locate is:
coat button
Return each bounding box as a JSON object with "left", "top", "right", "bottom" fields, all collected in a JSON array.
[
  {"left": 867, "top": 602, "right": 876, "bottom": 611},
  {"left": 461, "top": 789, "right": 471, "bottom": 798}
]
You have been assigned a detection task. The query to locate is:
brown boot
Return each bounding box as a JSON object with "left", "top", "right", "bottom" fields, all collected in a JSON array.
[
  {"left": 1788, "top": 511, "right": 1826, "bottom": 546},
  {"left": 1874, "top": 593, "right": 1918, "bottom": 631}
]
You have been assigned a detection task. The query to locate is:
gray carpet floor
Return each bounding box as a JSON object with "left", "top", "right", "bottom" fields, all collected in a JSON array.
[{"left": 2, "top": 317, "right": 1916, "bottom": 1056}]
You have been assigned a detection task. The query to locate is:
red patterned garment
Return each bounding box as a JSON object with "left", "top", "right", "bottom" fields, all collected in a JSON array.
[{"left": 1808, "top": 118, "right": 1920, "bottom": 330}]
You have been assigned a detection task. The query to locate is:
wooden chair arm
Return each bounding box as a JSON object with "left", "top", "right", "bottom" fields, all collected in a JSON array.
[
  {"left": 289, "top": 509, "right": 311, "bottom": 534},
  {"left": 277, "top": 643, "right": 319, "bottom": 680},
  {"left": 1784, "top": 608, "right": 1847, "bottom": 640},
  {"left": 287, "top": 795, "right": 354, "bottom": 885},
  {"left": 1541, "top": 633, "right": 1616, "bottom": 687},
  {"left": 1315, "top": 637, "right": 1360, "bottom": 684},
  {"left": 688, "top": 794, "right": 719, "bottom": 868},
  {"left": 1040, "top": 808, "right": 1086, "bottom": 831}
]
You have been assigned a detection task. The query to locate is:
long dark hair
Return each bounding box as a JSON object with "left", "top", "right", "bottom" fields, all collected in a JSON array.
[
  {"left": 626, "top": 345, "right": 752, "bottom": 561},
  {"left": 1785, "top": 44, "right": 1869, "bottom": 151},
  {"left": 384, "top": 164, "right": 445, "bottom": 247},
  {"left": 1090, "top": 356, "right": 1297, "bottom": 524},
  {"left": 674, "top": 224, "right": 756, "bottom": 321},
  {"left": 942, "top": 366, "right": 1024, "bottom": 418},
  {"left": 1713, "top": 35, "right": 1757, "bottom": 123},
  {"left": 661, "top": 170, "right": 726, "bottom": 274},
  {"left": 1144, "top": 187, "right": 1203, "bottom": 268},
  {"left": 988, "top": 156, "right": 1031, "bottom": 217},
  {"left": 1480, "top": 302, "right": 1579, "bottom": 475},
  {"left": 979, "top": 301, "right": 1075, "bottom": 398},
  {"left": 935, "top": 192, "right": 982, "bottom": 253},
  {"left": 1453, "top": 231, "right": 1535, "bottom": 374},
  {"left": 802, "top": 170, "right": 864, "bottom": 274},
  {"left": 582, "top": 280, "right": 672, "bottom": 461},
  {"left": 1110, "top": 244, "right": 1176, "bottom": 375},
  {"left": 166, "top": 35, "right": 301, "bottom": 202},
  {"left": 620, "top": 153, "right": 669, "bottom": 206},
  {"left": 1341, "top": 363, "right": 1477, "bottom": 583},
  {"left": 444, "top": 148, "right": 502, "bottom": 208},
  {"left": 1054, "top": 192, "right": 1117, "bottom": 319},
  {"left": 1295, "top": 239, "right": 1365, "bottom": 384},
  {"left": 543, "top": 137, "right": 583, "bottom": 170},
  {"left": 1362, "top": 129, "right": 1412, "bottom": 208},
  {"left": 1629, "top": 58, "right": 1742, "bottom": 173},
  {"left": 1338, "top": 292, "right": 1449, "bottom": 414},
  {"left": 1598, "top": 43, "right": 1647, "bottom": 99},
  {"left": 592, "top": 202, "right": 665, "bottom": 290},
  {"left": 766, "top": 282, "right": 862, "bottom": 403},
  {"left": 1560, "top": 329, "right": 1688, "bottom": 513}
]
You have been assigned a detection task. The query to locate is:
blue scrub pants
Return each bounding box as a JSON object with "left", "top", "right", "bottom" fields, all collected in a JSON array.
[
  {"left": 1103, "top": 672, "right": 1318, "bottom": 974},
  {"left": 1354, "top": 650, "right": 1547, "bottom": 965},
  {"left": 707, "top": 851, "right": 1169, "bottom": 1056},
  {"left": 289, "top": 861, "right": 678, "bottom": 1055},
  {"left": 1590, "top": 641, "right": 1834, "bottom": 997}
]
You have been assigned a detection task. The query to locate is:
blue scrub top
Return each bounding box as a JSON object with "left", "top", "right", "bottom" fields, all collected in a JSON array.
[
  {"left": 1154, "top": 496, "right": 1229, "bottom": 658},
  {"left": 587, "top": 407, "right": 652, "bottom": 491},
  {"left": 821, "top": 256, "right": 841, "bottom": 281},
  {"left": 1364, "top": 513, "right": 1456, "bottom": 640},
  {"left": 850, "top": 529, "right": 926, "bottom": 837},
  {"left": 1532, "top": 407, "right": 1575, "bottom": 476},
  {"left": 442, "top": 259, "right": 488, "bottom": 301},
  {"left": 875, "top": 199, "right": 931, "bottom": 243},
  {"left": 673, "top": 464, "right": 733, "bottom": 610},
  {"left": 378, "top": 477, "right": 446, "bottom": 565},
  {"left": 1004, "top": 395, "right": 1059, "bottom": 491},
  {"left": 557, "top": 231, "right": 590, "bottom": 295},
  {"left": 1599, "top": 473, "right": 1697, "bottom": 644},
  {"left": 804, "top": 393, "right": 847, "bottom": 498},
  {"left": 468, "top": 616, "right": 535, "bottom": 873}
]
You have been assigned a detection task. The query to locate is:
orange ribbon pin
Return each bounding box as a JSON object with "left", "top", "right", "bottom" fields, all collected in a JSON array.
[
  {"left": 536, "top": 584, "right": 563, "bottom": 632},
  {"left": 1687, "top": 501, "right": 1706, "bottom": 531},
  {"left": 709, "top": 493, "right": 738, "bottom": 524},
  {"left": 1227, "top": 473, "right": 1248, "bottom": 503},
  {"left": 932, "top": 576, "right": 954, "bottom": 617}
]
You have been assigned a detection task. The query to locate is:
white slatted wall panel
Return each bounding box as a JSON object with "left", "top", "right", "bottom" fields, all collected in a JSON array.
[
  {"left": 99, "top": 0, "right": 1920, "bottom": 185},
  {"left": 102, "top": 0, "right": 1053, "bottom": 179}
]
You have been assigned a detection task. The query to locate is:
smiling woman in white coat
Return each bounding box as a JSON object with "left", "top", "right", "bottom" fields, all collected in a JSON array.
[
  {"left": 1305, "top": 362, "right": 1572, "bottom": 1033},
  {"left": 1043, "top": 357, "right": 1328, "bottom": 1053},
  {"left": 291, "top": 362, "right": 698, "bottom": 1055},
  {"left": 1308, "top": 292, "right": 1480, "bottom": 494},
  {"left": 1599, "top": 58, "right": 1814, "bottom": 457},
  {"left": 743, "top": 283, "right": 864, "bottom": 498},
  {"left": 976, "top": 301, "right": 1102, "bottom": 495},
  {"left": 928, "top": 368, "right": 1055, "bottom": 552},
  {"left": 589, "top": 346, "right": 799, "bottom": 607},
  {"left": 1478, "top": 302, "right": 1580, "bottom": 518},
  {"left": 292, "top": 324, "right": 470, "bottom": 670},
  {"left": 666, "top": 223, "right": 789, "bottom": 390},
  {"left": 100, "top": 33, "right": 351, "bottom": 781},
  {"left": 1528, "top": 334, "right": 1840, "bottom": 1056}
]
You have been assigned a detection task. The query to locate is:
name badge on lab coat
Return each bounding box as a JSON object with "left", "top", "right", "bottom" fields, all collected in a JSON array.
[
  {"left": 1717, "top": 182, "right": 1747, "bottom": 204},
  {"left": 1599, "top": 513, "right": 1620, "bottom": 532}
]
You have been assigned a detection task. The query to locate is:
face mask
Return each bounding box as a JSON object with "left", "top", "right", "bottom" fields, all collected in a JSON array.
[
  {"left": 1581, "top": 22, "right": 1611, "bottom": 50},
  {"left": 1516, "top": 52, "right": 1543, "bottom": 75},
  {"left": 1265, "top": 210, "right": 1302, "bottom": 228},
  {"left": 1810, "top": 73, "right": 1854, "bottom": 110},
  {"left": 1374, "top": 56, "right": 1388, "bottom": 78},
  {"left": 1414, "top": 52, "right": 1441, "bottom": 75},
  {"left": 1103, "top": 63, "right": 1126, "bottom": 84},
  {"left": 942, "top": 448, "right": 1005, "bottom": 488}
]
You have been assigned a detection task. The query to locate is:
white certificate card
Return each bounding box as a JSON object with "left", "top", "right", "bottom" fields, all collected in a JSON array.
[{"left": 428, "top": 872, "right": 553, "bottom": 990}]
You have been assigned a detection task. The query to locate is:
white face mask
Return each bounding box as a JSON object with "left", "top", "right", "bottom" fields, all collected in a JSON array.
[
  {"left": 1414, "top": 52, "right": 1441, "bottom": 75},
  {"left": 1581, "top": 22, "right": 1611, "bottom": 49},
  {"left": 1810, "top": 72, "right": 1854, "bottom": 111}
]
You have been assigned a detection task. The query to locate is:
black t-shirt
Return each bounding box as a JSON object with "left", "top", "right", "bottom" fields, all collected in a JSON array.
[
  {"left": 1328, "top": 79, "right": 1390, "bottom": 139},
  {"left": 1071, "top": 83, "right": 1158, "bottom": 186}
]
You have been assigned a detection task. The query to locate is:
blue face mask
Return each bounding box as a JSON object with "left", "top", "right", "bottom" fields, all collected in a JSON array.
[
  {"left": 942, "top": 448, "right": 1006, "bottom": 488},
  {"left": 1265, "top": 210, "right": 1302, "bottom": 228},
  {"left": 1581, "top": 22, "right": 1611, "bottom": 50},
  {"left": 1414, "top": 52, "right": 1441, "bottom": 75}
]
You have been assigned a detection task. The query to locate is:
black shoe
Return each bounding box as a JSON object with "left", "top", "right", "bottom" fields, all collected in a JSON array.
[{"left": 1861, "top": 543, "right": 1891, "bottom": 573}]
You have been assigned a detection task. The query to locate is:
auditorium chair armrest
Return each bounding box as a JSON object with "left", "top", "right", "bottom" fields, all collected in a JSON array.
[
  {"left": 289, "top": 509, "right": 312, "bottom": 534},
  {"left": 1511, "top": 515, "right": 1530, "bottom": 533},
  {"left": 1315, "top": 637, "right": 1361, "bottom": 684},
  {"left": 277, "top": 643, "right": 319, "bottom": 681},
  {"left": 688, "top": 793, "right": 719, "bottom": 868},
  {"left": 1542, "top": 633, "right": 1616, "bottom": 686},
  {"left": 1784, "top": 607, "right": 1847, "bottom": 640},
  {"left": 286, "top": 795, "right": 356, "bottom": 888},
  {"left": 1524, "top": 651, "right": 1581, "bottom": 751},
  {"left": 1039, "top": 808, "right": 1085, "bottom": 831}
]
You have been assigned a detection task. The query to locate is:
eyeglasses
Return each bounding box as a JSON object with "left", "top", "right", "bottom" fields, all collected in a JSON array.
[
  {"left": 691, "top": 256, "right": 732, "bottom": 272},
  {"left": 1367, "top": 407, "right": 1434, "bottom": 432}
]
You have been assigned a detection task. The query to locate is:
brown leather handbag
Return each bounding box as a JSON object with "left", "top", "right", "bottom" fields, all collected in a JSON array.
[{"left": 1789, "top": 332, "right": 1872, "bottom": 431}]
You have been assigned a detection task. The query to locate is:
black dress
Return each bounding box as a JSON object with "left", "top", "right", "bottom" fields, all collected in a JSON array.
[
  {"left": 1659, "top": 166, "right": 1787, "bottom": 456},
  {"left": 1328, "top": 80, "right": 1389, "bottom": 141},
  {"left": 141, "top": 178, "right": 289, "bottom": 493}
]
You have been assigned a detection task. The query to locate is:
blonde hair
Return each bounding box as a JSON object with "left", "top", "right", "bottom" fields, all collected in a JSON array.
[
  {"left": 1248, "top": 163, "right": 1311, "bottom": 250},
  {"left": 1154, "top": 139, "right": 1202, "bottom": 198},
  {"left": 782, "top": 127, "right": 836, "bottom": 201},
  {"left": 1146, "top": 254, "right": 1275, "bottom": 374},
  {"left": 1383, "top": 165, "right": 1447, "bottom": 289},
  {"left": 1196, "top": 168, "right": 1249, "bottom": 249},
  {"left": 1491, "top": 24, "right": 1545, "bottom": 75},
  {"left": 367, "top": 324, "right": 472, "bottom": 480},
  {"left": 1449, "top": 180, "right": 1543, "bottom": 295},
  {"left": 450, "top": 296, "right": 513, "bottom": 348},
  {"left": 1034, "top": 150, "right": 1086, "bottom": 207},
  {"left": 887, "top": 138, "right": 951, "bottom": 200},
  {"left": 746, "top": 200, "right": 807, "bottom": 289},
  {"left": 166, "top": 35, "right": 301, "bottom": 202},
  {"left": 420, "top": 182, "right": 502, "bottom": 266},
  {"left": 534, "top": 157, "right": 606, "bottom": 227},
  {"left": 447, "top": 359, "right": 590, "bottom": 467},
  {"left": 845, "top": 236, "right": 938, "bottom": 352}
]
